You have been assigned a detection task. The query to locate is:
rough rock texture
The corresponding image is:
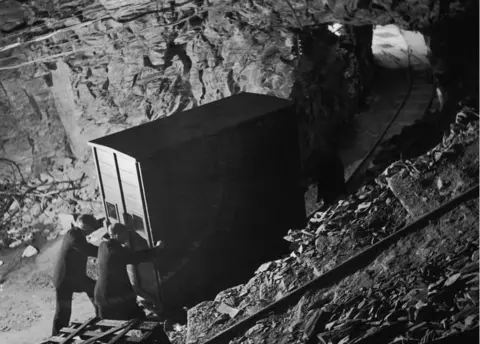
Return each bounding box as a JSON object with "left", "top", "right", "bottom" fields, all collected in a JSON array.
[
  {"left": 0, "top": 157, "right": 102, "bottom": 248},
  {"left": 0, "top": 66, "right": 71, "bottom": 177},
  {"left": 0, "top": 0, "right": 380, "bottom": 248},
  {"left": 1, "top": 0, "right": 475, "bottom": 175}
]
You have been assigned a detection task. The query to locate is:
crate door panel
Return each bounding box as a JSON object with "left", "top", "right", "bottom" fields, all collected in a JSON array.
[
  {"left": 116, "top": 157, "right": 144, "bottom": 226},
  {"left": 96, "top": 150, "right": 122, "bottom": 224},
  {"left": 121, "top": 183, "right": 144, "bottom": 216},
  {"left": 99, "top": 170, "right": 122, "bottom": 223},
  {"left": 117, "top": 160, "right": 162, "bottom": 308}
]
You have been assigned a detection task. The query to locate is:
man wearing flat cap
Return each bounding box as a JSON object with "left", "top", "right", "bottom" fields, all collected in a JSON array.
[{"left": 51, "top": 214, "right": 103, "bottom": 335}]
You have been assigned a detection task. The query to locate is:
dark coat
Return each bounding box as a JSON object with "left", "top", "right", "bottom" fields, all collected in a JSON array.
[
  {"left": 315, "top": 152, "right": 346, "bottom": 204},
  {"left": 303, "top": 148, "right": 346, "bottom": 205},
  {"left": 94, "top": 239, "right": 159, "bottom": 307},
  {"left": 52, "top": 228, "right": 98, "bottom": 290}
]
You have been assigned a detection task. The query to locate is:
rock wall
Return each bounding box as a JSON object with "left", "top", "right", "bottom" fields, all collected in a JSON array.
[
  {"left": 0, "top": 0, "right": 475, "bottom": 249},
  {"left": 0, "top": 0, "right": 474, "bottom": 176},
  {"left": 0, "top": 65, "right": 71, "bottom": 178},
  {"left": 0, "top": 1, "right": 372, "bottom": 175}
]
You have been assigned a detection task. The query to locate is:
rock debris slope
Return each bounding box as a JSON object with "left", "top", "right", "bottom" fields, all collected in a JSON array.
[{"left": 179, "top": 107, "right": 479, "bottom": 344}]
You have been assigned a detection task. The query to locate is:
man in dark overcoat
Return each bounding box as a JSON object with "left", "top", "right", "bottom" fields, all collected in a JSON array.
[{"left": 51, "top": 214, "right": 102, "bottom": 335}]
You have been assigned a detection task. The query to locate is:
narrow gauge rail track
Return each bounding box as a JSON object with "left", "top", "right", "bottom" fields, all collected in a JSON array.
[{"left": 343, "top": 50, "right": 417, "bottom": 199}]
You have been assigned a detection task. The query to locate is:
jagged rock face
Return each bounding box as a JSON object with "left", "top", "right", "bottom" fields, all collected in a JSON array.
[
  {"left": 0, "top": 0, "right": 475, "bottom": 175},
  {"left": 0, "top": 66, "right": 71, "bottom": 176},
  {"left": 1, "top": 2, "right": 301, "bottom": 174},
  {"left": 0, "top": 1, "right": 34, "bottom": 32}
]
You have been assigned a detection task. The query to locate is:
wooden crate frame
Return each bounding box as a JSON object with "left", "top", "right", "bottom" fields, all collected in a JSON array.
[{"left": 41, "top": 318, "right": 171, "bottom": 344}]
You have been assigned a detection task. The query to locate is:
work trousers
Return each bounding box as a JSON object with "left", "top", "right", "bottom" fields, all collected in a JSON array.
[{"left": 52, "top": 277, "right": 97, "bottom": 336}]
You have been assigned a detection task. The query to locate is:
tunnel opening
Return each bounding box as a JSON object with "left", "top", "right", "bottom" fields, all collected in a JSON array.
[
  {"left": 368, "top": 17, "right": 478, "bottom": 174},
  {"left": 371, "top": 24, "right": 430, "bottom": 70}
]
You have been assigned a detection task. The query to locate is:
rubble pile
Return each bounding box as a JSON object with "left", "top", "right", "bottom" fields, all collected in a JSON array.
[
  {"left": 227, "top": 196, "right": 479, "bottom": 344},
  {"left": 316, "top": 231, "right": 479, "bottom": 344},
  {"left": 0, "top": 158, "right": 102, "bottom": 249},
  {"left": 176, "top": 107, "right": 479, "bottom": 344},
  {"left": 375, "top": 106, "right": 480, "bottom": 188},
  {"left": 379, "top": 108, "right": 480, "bottom": 219}
]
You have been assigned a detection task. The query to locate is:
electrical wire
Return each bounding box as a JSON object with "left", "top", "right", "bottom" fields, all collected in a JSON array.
[
  {"left": 0, "top": 0, "right": 310, "bottom": 59},
  {"left": 0, "top": 2, "right": 305, "bottom": 71},
  {"left": 0, "top": 17, "right": 111, "bottom": 54},
  {"left": 0, "top": 2, "right": 105, "bottom": 44},
  {"left": 0, "top": 43, "right": 292, "bottom": 71},
  {"left": 0, "top": 27, "right": 295, "bottom": 71}
]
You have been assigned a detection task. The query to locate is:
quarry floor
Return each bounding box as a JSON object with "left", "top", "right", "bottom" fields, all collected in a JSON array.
[{"left": 0, "top": 237, "right": 95, "bottom": 344}]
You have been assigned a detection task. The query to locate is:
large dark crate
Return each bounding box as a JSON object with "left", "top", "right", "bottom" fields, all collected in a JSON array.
[{"left": 88, "top": 93, "right": 306, "bottom": 309}]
